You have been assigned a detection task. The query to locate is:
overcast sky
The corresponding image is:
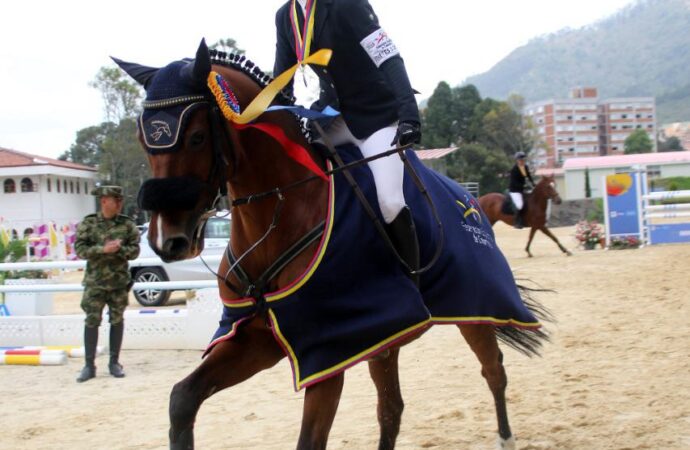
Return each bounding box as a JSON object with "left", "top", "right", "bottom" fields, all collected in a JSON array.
[{"left": 0, "top": 0, "right": 635, "bottom": 159}]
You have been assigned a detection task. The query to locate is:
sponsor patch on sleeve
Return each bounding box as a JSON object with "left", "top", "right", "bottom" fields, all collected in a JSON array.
[{"left": 360, "top": 28, "right": 399, "bottom": 67}]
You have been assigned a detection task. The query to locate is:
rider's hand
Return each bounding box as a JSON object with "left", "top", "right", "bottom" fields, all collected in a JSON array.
[{"left": 391, "top": 121, "right": 421, "bottom": 147}]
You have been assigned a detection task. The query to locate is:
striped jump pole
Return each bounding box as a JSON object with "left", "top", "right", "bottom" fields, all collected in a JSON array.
[
  {"left": 0, "top": 349, "right": 68, "bottom": 365},
  {"left": 21, "top": 346, "right": 106, "bottom": 358}
]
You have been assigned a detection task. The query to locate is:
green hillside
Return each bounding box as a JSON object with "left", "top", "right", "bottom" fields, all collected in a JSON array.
[{"left": 463, "top": 0, "right": 690, "bottom": 124}]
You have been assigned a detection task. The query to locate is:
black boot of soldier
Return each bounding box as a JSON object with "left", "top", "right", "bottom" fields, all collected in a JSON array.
[
  {"left": 76, "top": 326, "right": 98, "bottom": 383},
  {"left": 108, "top": 322, "right": 126, "bottom": 378},
  {"left": 386, "top": 207, "right": 420, "bottom": 287},
  {"left": 513, "top": 210, "right": 523, "bottom": 229}
]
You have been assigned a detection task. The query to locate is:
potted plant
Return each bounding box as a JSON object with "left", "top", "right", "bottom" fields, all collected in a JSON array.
[
  {"left": 610, "top": 235, "right": 641, "bottom": 250},
  {"left": 574, "top": 220, "right": 605, "bottom": 250}
]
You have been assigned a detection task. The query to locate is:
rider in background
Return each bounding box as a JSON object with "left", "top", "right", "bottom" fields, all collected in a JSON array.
[
  {"left": 508, "top": 151, "right": 535, "bottom": 229},
  {"left": 274, "top": 0, "right": 422, "bottom": 283}
]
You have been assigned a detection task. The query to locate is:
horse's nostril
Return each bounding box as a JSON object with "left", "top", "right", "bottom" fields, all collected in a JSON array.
[{"left": 163, "top": 236, "right": 190, "bottom": 256}]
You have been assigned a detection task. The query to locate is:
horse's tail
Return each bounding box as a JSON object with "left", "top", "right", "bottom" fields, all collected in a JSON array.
[{"left": 495, "top": 282, "right": 555, "bottom": 357}]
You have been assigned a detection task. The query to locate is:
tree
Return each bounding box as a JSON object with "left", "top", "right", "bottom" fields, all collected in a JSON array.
[
  {"left": 209, "top": 38, "right": 245, "bottom": 55},
  {"left": 63, "top": 65, "right": 149, "bottom": 222},
  {"left": 452, "top": 84, "right": 482, "bottom": 144},
  {"left": 98, "top": 119, "right": 150, "bottom": 219},
  {"left": 624, "top": 129, "right": 653, "bottom": 154},
  {"left": 658, "top": 136, "right": 684, "bottom": 152},
  {"left": 421, "top": 82, "right": 457, "bottom": 148},
  {"left": 476, "top": 95, "right": 534, "bottom": 159},
  {"left": 89, "top": 67, "right": 143, "bottom": 122},
  {"left": 58, "top": 122, "right": 116, "bottom": 165},
  {"left": 584, "top": 167, "right": 592, "bottom": 198},
  {"left": 446, "top": 143, "right": 512, "bottom": 195}
]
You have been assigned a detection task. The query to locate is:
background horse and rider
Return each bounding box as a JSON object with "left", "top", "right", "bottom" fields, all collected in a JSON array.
[
  {"left": 114, "top": 40, "right": 549, "bottom": 450},
  {"left": 478, "top": 175, "right": 573, "bottom": 257}
]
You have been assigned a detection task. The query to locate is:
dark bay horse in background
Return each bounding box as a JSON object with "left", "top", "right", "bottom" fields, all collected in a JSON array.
[
  {"left": 478, "top": 176, "right": 572, "bottom": 258},
  {"left": 115, "top": 40, "right": 548, "bottom": 450}
]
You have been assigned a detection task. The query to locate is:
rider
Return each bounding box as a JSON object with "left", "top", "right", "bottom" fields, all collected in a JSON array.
[
  {"left": 274, "top": 0, "right": 422, "bottom": 283},
  {"left": 508, "top": 151, "right": 535, "bottom": 229}
]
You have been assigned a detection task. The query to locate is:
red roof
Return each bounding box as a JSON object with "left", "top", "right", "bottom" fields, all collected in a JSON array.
[
  {"left": 415, "top": 147, "right": 458, "bottom": 160},
  {"left": 562, "top": 151, "right": 690, "bottom": 170},
  {"left": 0, "top": 147, "right": 96, "bottom": 171}
]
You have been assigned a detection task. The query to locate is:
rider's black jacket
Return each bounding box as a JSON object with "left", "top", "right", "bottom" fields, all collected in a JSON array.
[
  {"left": 509, "top": 164, "right": 535, "bottom": 193},
  {"left": 274, "top": 0, "right": 420, "bottom": 139}
]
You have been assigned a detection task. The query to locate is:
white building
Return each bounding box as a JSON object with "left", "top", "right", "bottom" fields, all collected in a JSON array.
[
  {"left": 0, "top": 147, "right": 99, "bottom": 235},
  {"left": 557, "top": 151, "right": 690, "bottom": 200}
]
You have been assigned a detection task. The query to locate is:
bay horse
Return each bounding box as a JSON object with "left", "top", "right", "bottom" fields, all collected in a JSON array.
[
  {"left": 478, "top": 176, "right": 573, "bottom": 258},
  {"left": 114, "top": 40, "right": 549, "bottom": 450}
]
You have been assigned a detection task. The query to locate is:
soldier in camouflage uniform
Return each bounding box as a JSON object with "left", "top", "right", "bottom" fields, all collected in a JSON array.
[{"left": 75, "top": 185, "right": 140, "bottom": 383}]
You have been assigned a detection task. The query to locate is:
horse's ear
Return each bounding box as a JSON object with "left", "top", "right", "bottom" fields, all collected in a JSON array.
[
  {"left": 192, "top": 38, "right": 211, "bottom": 86},
  {"left": 110, "top": 57, "right": 158, "bottom": 89}
]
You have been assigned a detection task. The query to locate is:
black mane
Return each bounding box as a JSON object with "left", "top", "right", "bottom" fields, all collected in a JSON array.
[{"left": 208, "top": 49, "right": 296, "bottom": 106}]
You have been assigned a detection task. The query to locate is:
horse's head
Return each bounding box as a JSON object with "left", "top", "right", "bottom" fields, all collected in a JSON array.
[
  {"left": 536, "top": 174, "right": 562, "bottom": 205},
  {"left": 113, "top": 39, "right": 238, "bottom": 262}
]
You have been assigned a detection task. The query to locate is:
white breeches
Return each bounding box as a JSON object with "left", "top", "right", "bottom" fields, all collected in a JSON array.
[
  {"left": 319, "top": 117, "right": 406, "bottom": 223},
  {"left": 509, "top": 192, "right": 524, "bottom": 210}
]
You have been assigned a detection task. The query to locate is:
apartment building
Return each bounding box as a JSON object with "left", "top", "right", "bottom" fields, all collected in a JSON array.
[{"left": 523, "top": 87, "right": 656, "bottom": 169}]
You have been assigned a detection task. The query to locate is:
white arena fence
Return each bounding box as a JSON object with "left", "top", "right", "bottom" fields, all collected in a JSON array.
[{"left": 0, "top": 256, "right": 225, "bottom": 350}]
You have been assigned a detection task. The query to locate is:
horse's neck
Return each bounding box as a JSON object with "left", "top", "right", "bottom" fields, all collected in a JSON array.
[
  {"left": 530, "top": 183, "right": 549, "bottom": 209},
  {"left": 227, "top": 113, "right": 328, "bottom": 267}
]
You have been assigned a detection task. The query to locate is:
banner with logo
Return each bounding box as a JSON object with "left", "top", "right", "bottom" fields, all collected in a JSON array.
[{"left": 604, "top": 172, "right": 643, "bottom": 240}]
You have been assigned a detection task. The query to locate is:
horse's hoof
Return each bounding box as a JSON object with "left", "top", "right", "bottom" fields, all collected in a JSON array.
[
  {"left": 565, "top": 250, "right": 573, "bottom": 256},
  {"left": 496, "top": 435, "right": 516, "bottom": 450}
]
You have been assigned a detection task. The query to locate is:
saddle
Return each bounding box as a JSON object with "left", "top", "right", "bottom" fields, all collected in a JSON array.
[{"left": 501, "top": 191, "right": 529, "bottom": 216}]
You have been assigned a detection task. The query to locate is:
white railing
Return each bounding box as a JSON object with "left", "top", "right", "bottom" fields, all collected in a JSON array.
[
  {"left": 460, "top": 182, "right": 480, "bottom": 197},
  {"left": 643, "top": 190, "right": 690, "bottom": 201},
  {"left": 0, "top": 255, "right": 223, "bottom": 293}
]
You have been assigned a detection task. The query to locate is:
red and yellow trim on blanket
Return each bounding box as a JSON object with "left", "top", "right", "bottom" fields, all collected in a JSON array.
[
  {"left": 220, "top": 161, "right": 336, "bottom": 309},
  {"left": 205, "top": 314, "right": 257, "bottom": 351},
  {"left": 269, "top": 309, "right": 432, "bottom": 391},
  {"left": 431, "top": 316, "right": 541, "bottom": 328}
]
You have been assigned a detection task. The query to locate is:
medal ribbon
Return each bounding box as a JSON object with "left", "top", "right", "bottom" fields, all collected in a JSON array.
[{"left": 290, "top": 0, "right": 317, "bottom": 63}]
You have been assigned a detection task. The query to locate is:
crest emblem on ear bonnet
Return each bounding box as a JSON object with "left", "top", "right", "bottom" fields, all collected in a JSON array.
[{"left": 110, "top": 39, "right": 213, "bottom": 153}]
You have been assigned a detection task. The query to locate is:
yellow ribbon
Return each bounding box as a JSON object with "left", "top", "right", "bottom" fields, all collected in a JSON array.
[
  {"left": 208, "top": 49, "right": 332, "bottom": 125},
  {"left": 291, "top": 0, "right": 318, "bottom": 63}
]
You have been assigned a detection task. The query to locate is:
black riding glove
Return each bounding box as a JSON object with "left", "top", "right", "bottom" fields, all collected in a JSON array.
[{"left": 391, "top": 121, "right": 422, "bottom": 147}]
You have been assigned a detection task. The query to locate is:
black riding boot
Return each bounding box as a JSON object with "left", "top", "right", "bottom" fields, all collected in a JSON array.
[
  {"left": 76, "top": 326, "right": 98, "bottom": 383},
  {"left": 386, "top": 207, "right": 420, "bottom": 287},
  {"left": 108, "top": 322, "right": 126, "bottom": 378},
  {"left": 513, "top": 210, "right": 523, "bottom": 229}
]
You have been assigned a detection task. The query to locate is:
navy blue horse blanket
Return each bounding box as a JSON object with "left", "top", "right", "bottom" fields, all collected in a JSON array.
[{"left": 208, "top": 146, "right": 541, "bottom": 390}]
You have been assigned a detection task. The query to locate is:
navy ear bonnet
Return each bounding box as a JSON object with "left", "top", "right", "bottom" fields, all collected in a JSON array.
[{"left": 139, "top": 59, "right": 208, "bottom": 154}]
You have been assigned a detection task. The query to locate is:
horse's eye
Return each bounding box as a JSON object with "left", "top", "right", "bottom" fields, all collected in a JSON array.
[{"left": 189, "top": 131, "right": 205, "bottom": 147}]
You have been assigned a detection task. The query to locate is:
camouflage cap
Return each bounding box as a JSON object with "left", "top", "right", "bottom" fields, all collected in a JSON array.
[{"left": 91, "top": 185, "right": 124, "bottom": 198}]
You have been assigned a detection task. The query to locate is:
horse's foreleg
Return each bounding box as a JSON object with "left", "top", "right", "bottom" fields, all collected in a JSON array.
[
  {"left": 169, "top": 324, "right": 284, "bottom": 450},
  {"left": 297, "top": 373, "right": 345, "bottom": 450},
  {"left": 458, "top": 324, "right": 515, "bottom": 450},
  {"left": 368, "top": 348, "right": 403, "bottom": 450},
  {"left": 525, "top": 227, "right": 537, "bottom": 258},
  {"left": 540, "top": 226, "right": 572, "bottom": 256}
]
